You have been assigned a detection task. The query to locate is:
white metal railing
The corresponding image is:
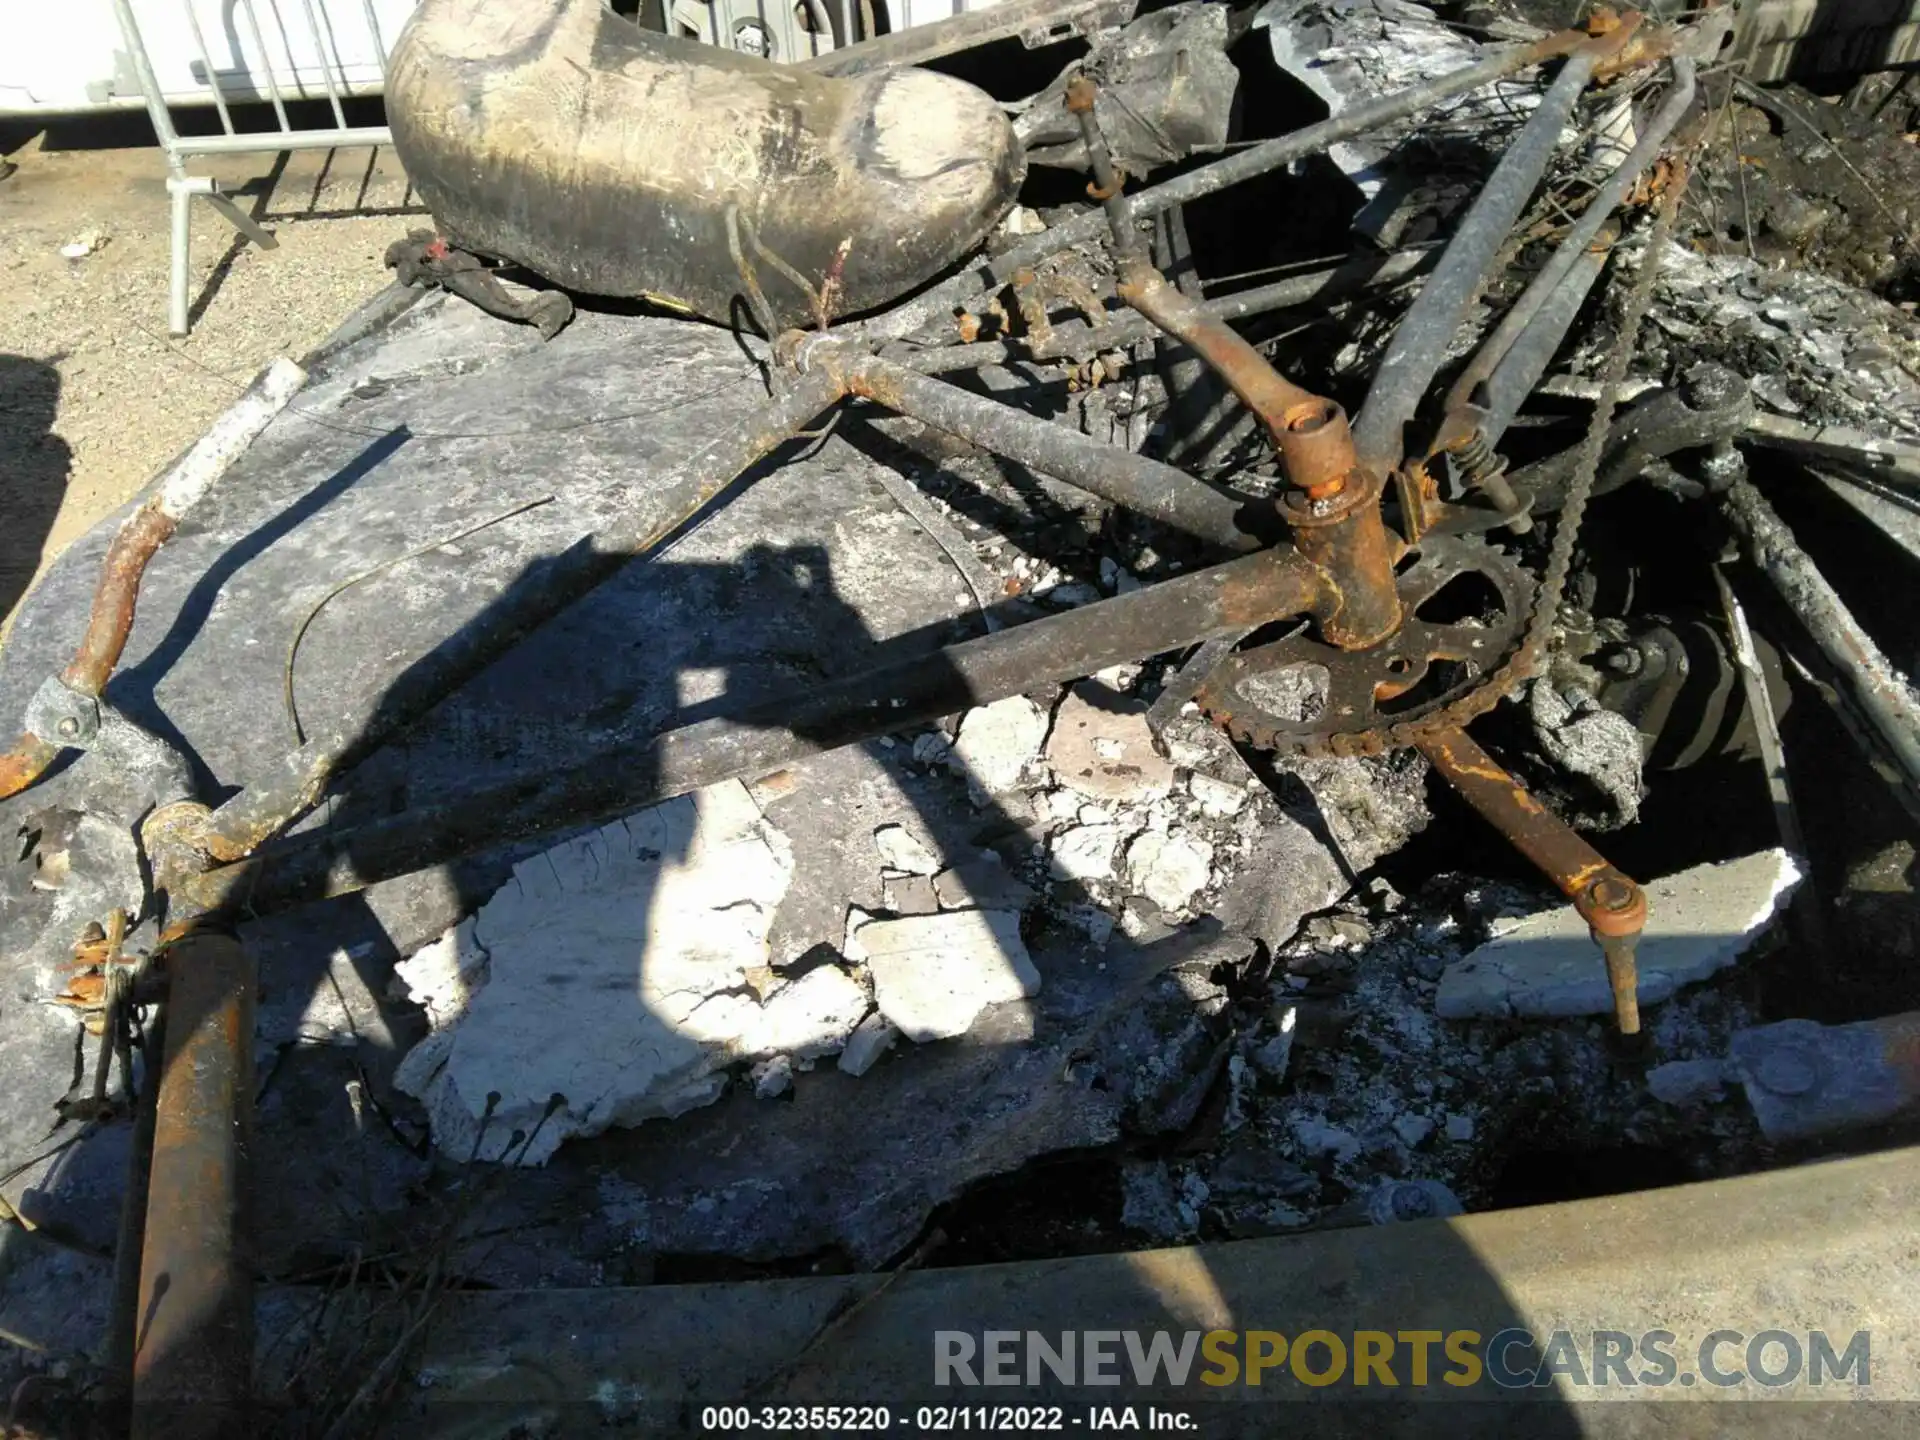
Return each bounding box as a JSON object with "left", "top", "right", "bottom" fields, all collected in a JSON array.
[{"left": 108, "top": 0, "right": 403, "bottom": 335}]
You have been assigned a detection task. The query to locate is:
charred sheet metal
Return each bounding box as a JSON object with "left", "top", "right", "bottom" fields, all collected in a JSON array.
[
  {"left": 385, "top": 0, "right": 1024, "bottom": 327},
  {"left": 1014, "top": 3, "right": 1239, "bottom": 173}
]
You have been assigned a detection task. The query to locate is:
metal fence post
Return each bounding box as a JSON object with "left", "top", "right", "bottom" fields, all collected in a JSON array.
[{"left": 109, "top": 0, "right": 399, "bottom": 334}]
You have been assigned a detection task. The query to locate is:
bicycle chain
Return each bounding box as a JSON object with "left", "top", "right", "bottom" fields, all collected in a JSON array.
[{"left": 1198, "top": 160, "right": 1689, "bottom": 760}]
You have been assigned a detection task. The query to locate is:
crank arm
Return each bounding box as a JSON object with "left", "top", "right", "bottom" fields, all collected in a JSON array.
[{"left": 1418, "top": 726, "right": 1649, "bottom": 1038}]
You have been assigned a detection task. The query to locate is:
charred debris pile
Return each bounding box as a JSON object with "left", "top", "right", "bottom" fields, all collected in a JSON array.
[{"left": 4, "top": 0, "right": 1920, "bottom": 1423}]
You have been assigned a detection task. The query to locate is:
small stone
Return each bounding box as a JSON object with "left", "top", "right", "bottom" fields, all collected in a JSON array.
[
  {"left": 1365, "top": 877, "right": 1406, "bottom": 914},
  {"left": 1204, "top": 1147, "right": 1315, "bottom": 1199},
  {"left": 1050, "top": 824, "right": 1121, "bottom": 882},
  {"left": 1290, "top": 1118, "right": 1361, "bottom": 1162},
  {"left": 1119, "top": 895, "right": 1175, "bottom": 944},
  {"left": 1252, "top": 1004, "right": 1297, "bottom": 1081},
  {"left": 1043, "top": 582, "right": 1100, "bottom": 607},
  {"left": 1187, "top": 772, "right": 1247, "bottom": 816},
  {"left": 751, "top": 1055, "right": 793, "bottom": 1099},
  {"left": 1365, "top": 1178, "right": 1461, "bottom": 1224},
  {"left": 882, "top": 874, "right": 940, "bottom": 915},
  {"left": 1060, "top": 903, "right": 1116, "bottom": 946},
  {"left": 1044, "top": 684, "right": 1176, "bottom": 803},
  {"left": 751, "top": 965, "right": 869, "bottom": 1061},
  {"left": 1393, "top": 1114, "right": 1434, "bottom": 1149},
  {"left": 873, "top": 823, "right": 939, "bottom": 876},
  {"left": 1646, "top": 1057, "right": 1728, "bottom": 1107},
  {"left": 837, "top": 1013, "right": 899, "bottom": 1076},
  {"left": 842, "top": 906, "right": 877, "bottom": 962},
  {"left": 1125, "top": 831, "right": 1214, "bottom": 914},
  {"left": 912, "top": 731, "right": 952, "bottom": 765},
  {"left": 932, "top": 858, "right": 1036, "bottom": 912},
  {"left": 1444, "top": 1113, "right": 1475, "bottom": 1142},
  {"left": 855, "top": 909, "right": 1040, "bottom": 1041},
  {"left": 949, "top": 696, "right": 1049, "bottom": 794},
  {"left": 60, "top": 228, "right": 108, "bottom": 259},
  {"left": 1120, "top": 1160, "right": 1189, "bottom": 1240}
]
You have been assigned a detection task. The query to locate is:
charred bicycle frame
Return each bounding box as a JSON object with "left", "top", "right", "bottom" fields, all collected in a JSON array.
[{"left": 0, "top": 11, "right": 1712, "bottom": 1426}]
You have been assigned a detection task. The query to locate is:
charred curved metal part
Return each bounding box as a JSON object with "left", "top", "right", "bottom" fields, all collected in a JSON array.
[
  {"left": 385, "top": 0, "right": 1025, "bottom": 327},
  {"left": 385, "top": 228, "right": 575, "bottom": 340}
]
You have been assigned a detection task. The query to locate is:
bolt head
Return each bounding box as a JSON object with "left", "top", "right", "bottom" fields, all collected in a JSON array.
[
  {"left": 56, "top": 717, "right": 79, "bottom": 739},
  {"left": 1587, "top": 876, "right": 1637, "bottom": 913}
]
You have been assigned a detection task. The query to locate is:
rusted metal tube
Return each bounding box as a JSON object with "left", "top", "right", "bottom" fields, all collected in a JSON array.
[
  {"left": 175, "top": 545, "right": 1327, "bottom": 916},
  {"left": 1418, "top": 726, "right": 1647, "bottom": 1035},
  {"left": 132, "top": 927, "right": 256, "bottom": 1439},
  {"left": 63, "top": 503, "right": 179, "bottom": 698},
  {"left": 1117, "top": 266, "right": 1327, "bottom": 457},
  {"left": 894, "top": 249, "right": 1440, "bottom": 376},
  {"left": 1435, "top": 54, "right": 1698, "bottom": 445},
  {"left": 840, "top": 354, "right": 1257, "bottom": 551},
  {"left": 1066, "top": 77, "right": 1403, "bottom": 646},
  {"left": 75, "top": 359, "right": 306, "bottom": 696},
  {"left": 0, "top": 732, "right": 59, "bottom": 802},
  {"left": 0, "top": 361, "right": 304, "bottom": 805},
  {"left": 1351, "top": 37, "right": 1615, "bottom": 476}
]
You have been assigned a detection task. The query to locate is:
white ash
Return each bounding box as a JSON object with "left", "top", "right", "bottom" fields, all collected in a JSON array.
[
  {"left": 852, "top": 908, "right": 1041, "bottom": 1041},
  {"left": 1435, "top": 849, "right": 1803, "bottom": 1020},
  {"left": 837, "top": 1012, "right": 899, "bottom": 1077},
  {"left": 1043, "top": 683, "right": 1176, "bottom": 804},
  {"left": 393, "top": 781, "right": 866, "bottom": 1165},
  {"left": 1259, "top": 0, "right": 1540, "bottom": 239},
  {"left": 1050, "top": 823, "right": 1124, "bottom": 883},
  {"left": 1188, "top": 772, "right": 1249, "bottom": 817},
  {"left": 751, "top": 1056, "right": 793, "bottom": 1099},
  {"left": 933, "top": 857, "right": 1036, "bottom": 912},
  {"left": 1124, "top": 830, "right": 1215, "bottom": 916},
  {"left": 1205, "top": 875, "right": 1768, "bottom": 1235},
  {"left": 948, "top": 694, "right": 1050, "bottom": 796},
  {"left": 1649, "top": 242, "right": 1920, "bottom": 438},
  {"left": 873, "top": 823, "right": 940, "bottom": 876},
  {"left": 1528, "top": 679, "right": 1645, "bottom": 831}
]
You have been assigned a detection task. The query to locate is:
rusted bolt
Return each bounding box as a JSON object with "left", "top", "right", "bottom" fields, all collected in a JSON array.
[
  {"left": 57, "top": 716, "right": 80, "bottom": 739},
  {"left": 1587, "top": 875, "right": 1638, "bottom": 915},
  {"left": 1065, "top": 74, "right": 1097, "bottom": 113},
  {"left": 1606, "top": 647, "right": 1643, "bottom": 676}
]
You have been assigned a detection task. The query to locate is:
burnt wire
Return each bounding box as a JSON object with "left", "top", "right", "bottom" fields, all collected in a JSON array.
[{"left": 282, "top": 495, "right": 557, "bottom": 744}]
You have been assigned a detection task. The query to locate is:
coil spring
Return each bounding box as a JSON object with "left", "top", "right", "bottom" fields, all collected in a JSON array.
[{"left": 1453, "top": 428, "right": 1510, "bottom": 492}]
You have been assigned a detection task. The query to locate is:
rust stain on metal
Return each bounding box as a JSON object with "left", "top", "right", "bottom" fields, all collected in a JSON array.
[
  {"left": 0, "top": 733, "right": 59, "bottom": 802},
  {"left": 64, "top": 500, "right": 178, "bottom": 698},
  {"left": 1420, "top": 726, "right": 1648, "bottom": 1032},
  {"left": 1215, "top": 549, "right": 1325, "bottom": 629},
  {"left": 132, "top": 928, "right": 256, "bottom": 1435}
]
